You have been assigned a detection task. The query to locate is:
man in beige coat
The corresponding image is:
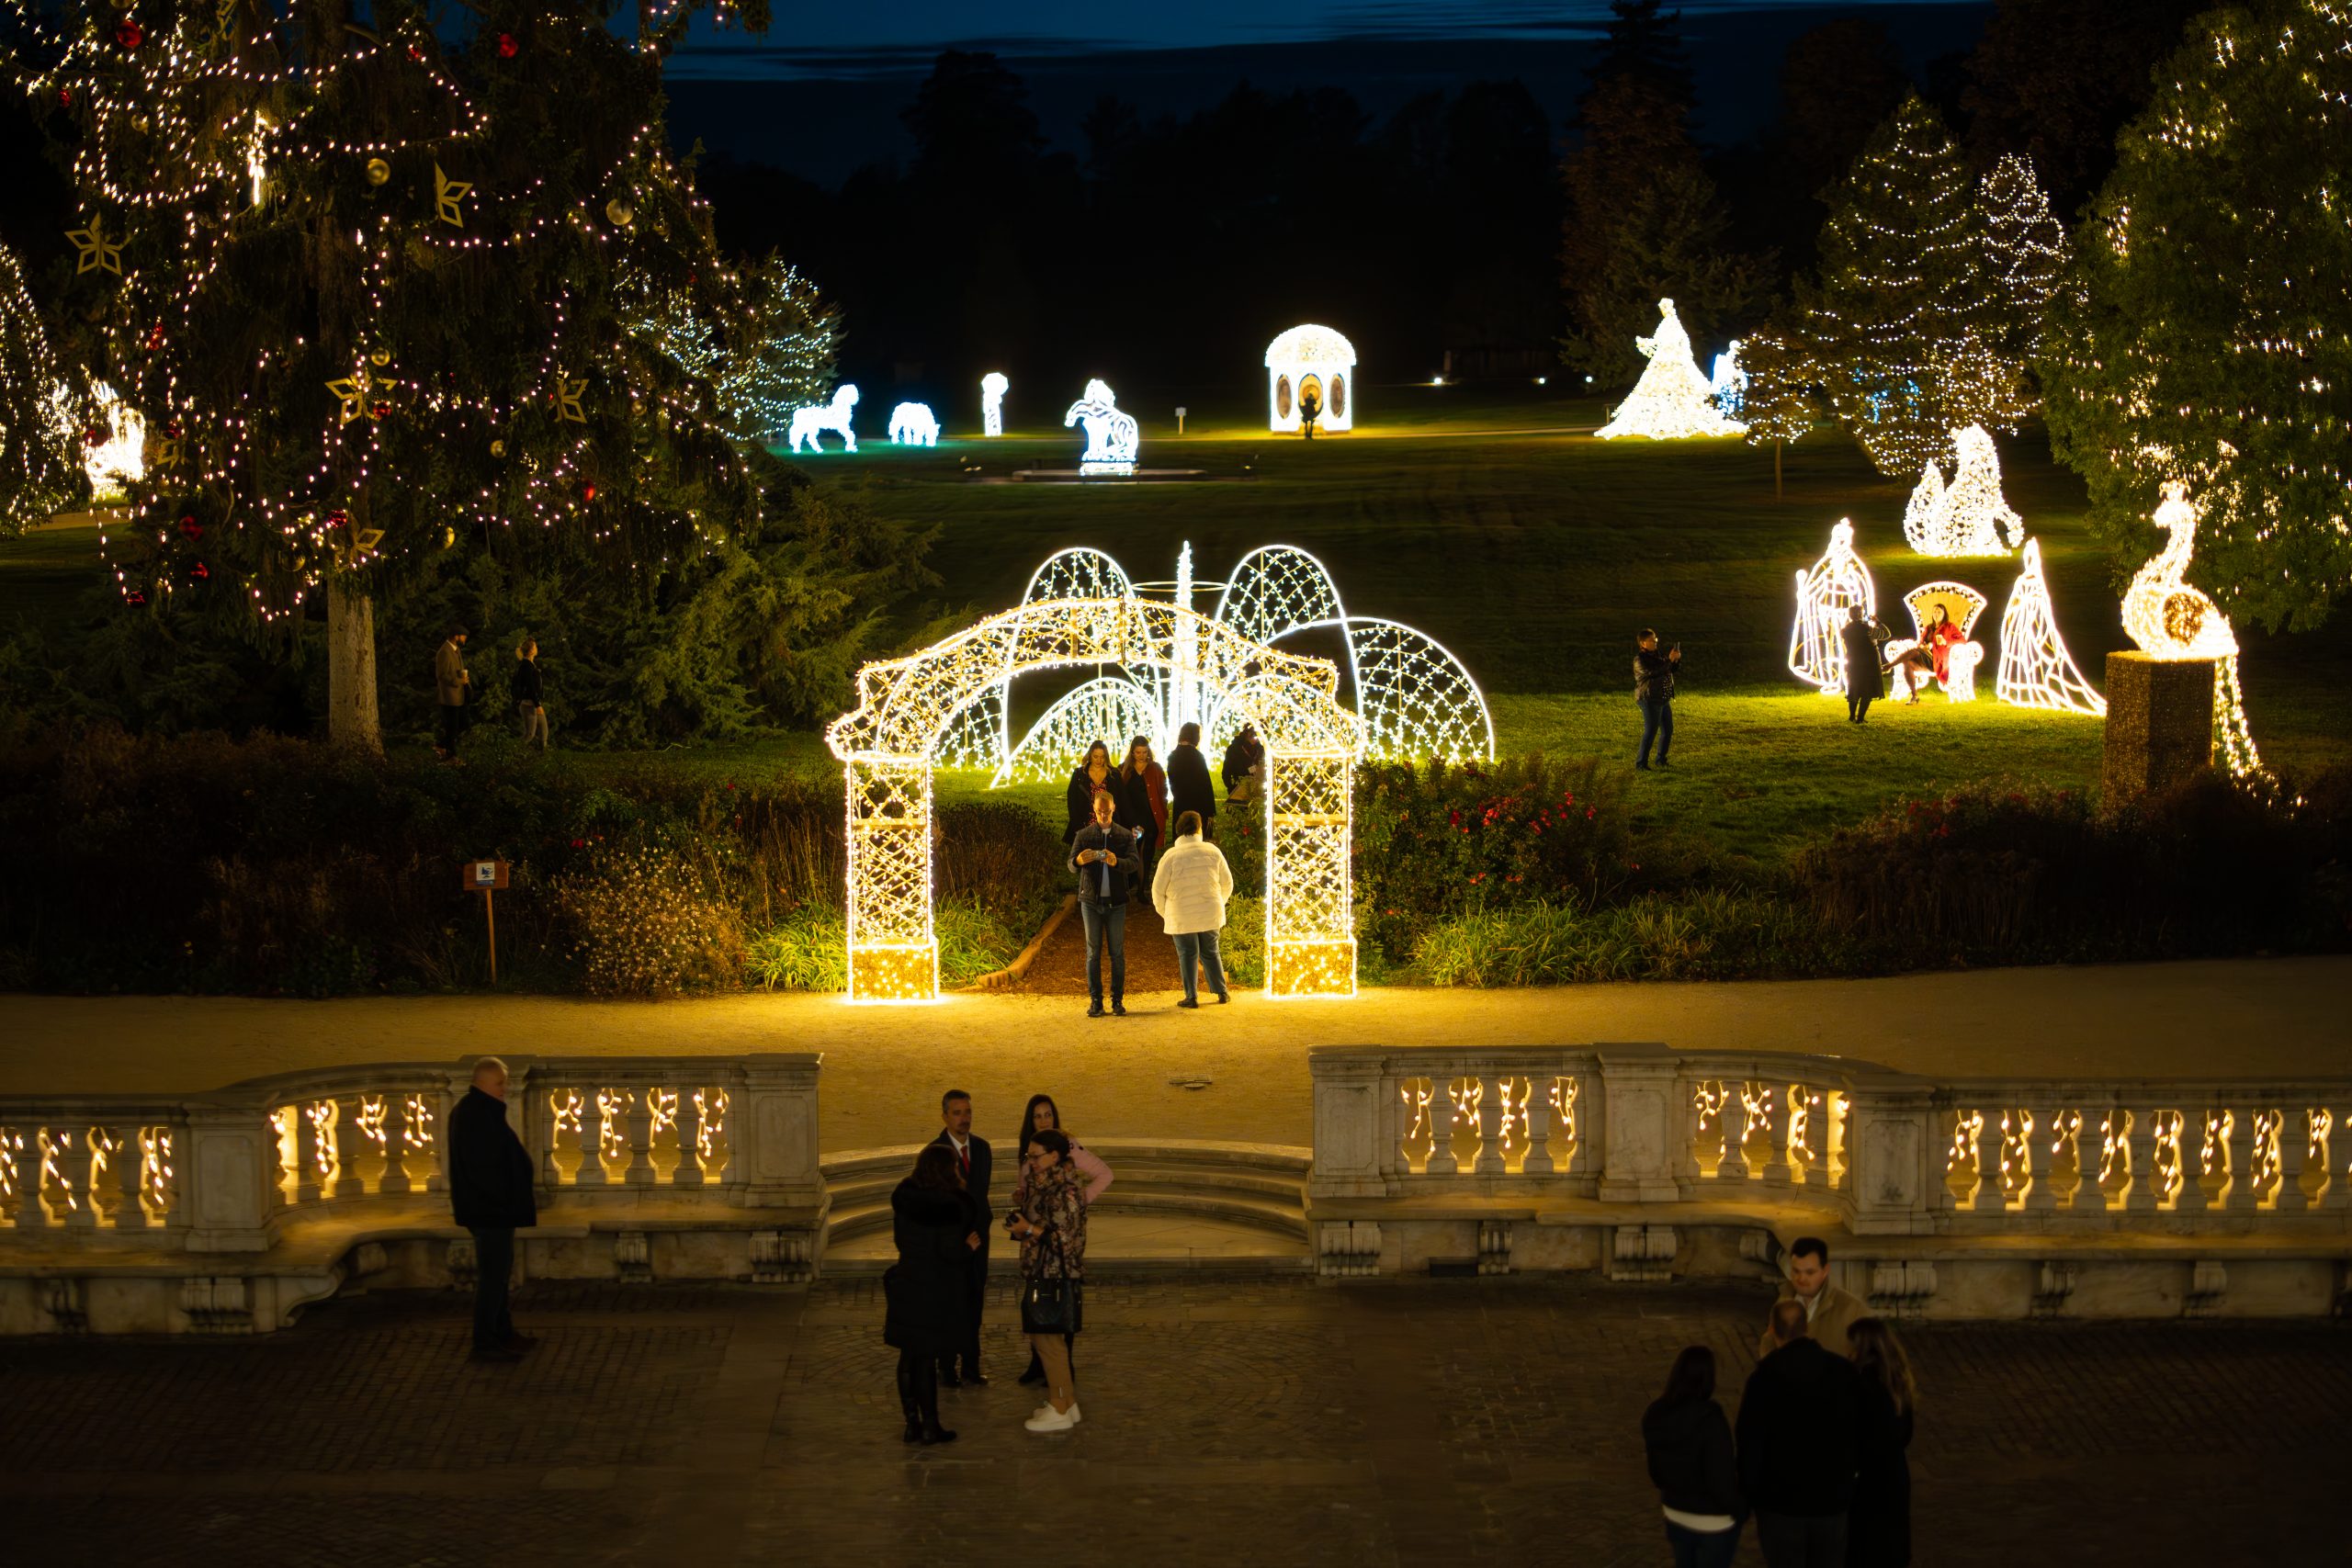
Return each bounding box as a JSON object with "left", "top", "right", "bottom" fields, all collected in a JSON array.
[
  {"left": 1757, "top": 1235, "right": 1866, "bottom": 1359},
  {"left": 435, "top": 626, "right": 470, "bottom": 761}
]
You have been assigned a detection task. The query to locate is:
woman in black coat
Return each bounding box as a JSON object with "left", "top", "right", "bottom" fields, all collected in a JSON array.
[
  {"left": 884, "top": 1143, "right": 981, "bottom": 1445},
  {"left": 1064, "top": 739, "right": 1115, "bottom": 844},
  {"left": 1847, "top": 1316, "right": 1917, "bottom": 1566},
  {"left": 1641, "top": 1345, "right": 1745, "bottom": 1568}
]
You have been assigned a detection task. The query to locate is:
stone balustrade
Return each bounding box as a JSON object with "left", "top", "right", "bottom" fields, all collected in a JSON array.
[
  {"left": 0, "top": 1054, "right": 824, "bottom": 1333},
  {"left": 1308, "top": 1045, "right": 2352, "bottom": 1315}
]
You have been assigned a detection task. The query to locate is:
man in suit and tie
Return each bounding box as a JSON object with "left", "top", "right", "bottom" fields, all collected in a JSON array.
[{"left": 929, "top": 1089, "right": 991, "bottom": 1386}]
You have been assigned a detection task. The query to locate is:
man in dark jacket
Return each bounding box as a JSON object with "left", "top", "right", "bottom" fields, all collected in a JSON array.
[
  {"left": 1737, "top": 1298, "right": 1862, "bottom": 1566},
  {"left": 926, "top": 1089, "right": 991, "bottom": 1385},
  {"left": 1069, "top": 788, "right": 1138, "bottom": 1017},
  {"left": 1839, "top": 606, "right": 1885, "bottom": 724},
  {"left": 448, "top": 1056, "right": 537, "bottom": 1362},
  {"left": 1634, "top": 629, "right": 1681, "bottom": 771},
  {"left": 1166, "top": 721, "right": 1217, "bottom": 840}
]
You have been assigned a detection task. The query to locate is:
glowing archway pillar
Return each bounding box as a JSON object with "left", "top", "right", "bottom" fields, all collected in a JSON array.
[{"left": 826, "top": 597, "right": 1359, "bottom": 1002}]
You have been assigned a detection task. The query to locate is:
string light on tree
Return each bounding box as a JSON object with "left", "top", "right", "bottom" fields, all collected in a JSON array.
[
  {"left": 1996, "top": 538, "right": 2106, "bottom": 716},
  {"left": 1596, "top": 299, "right": 1747, "bottom": 439},
  {"left": 0, "top": 239, "right": 81, "bottom": 533},
  {"left": 1789, "top": 519, "right": 1875, "bottom": 692}
]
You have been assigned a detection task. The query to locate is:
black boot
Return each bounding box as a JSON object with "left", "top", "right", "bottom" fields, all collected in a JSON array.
[
  {"left": 919, "top": 1382, "right": 956, "bottom": 1446},
  {"left": 896, "top": 1359, "right": 924, "bottom": 1444}
]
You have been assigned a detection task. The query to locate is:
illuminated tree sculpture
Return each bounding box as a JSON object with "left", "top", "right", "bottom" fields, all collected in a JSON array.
[
  {"left": 0, "top": 238, "right": 81, "bottom": 536},
  {"left": 1063, "top": 378, "right": 1138, "bottom": 471},
  {"left": 1976, "top": 152, "right": 2067, "bottom": 365},
  {"left": 1597, "top": 299, "right": 1747, "bottom": 439},
  {"left": 1996, "top": 537, "right": 2106, "bottom": 716},
  {"left": 1790, "top": 518, "right": 1875, "bottom": 691},
  {"left": 2044, "top": 0, "right": 2352, "bottom": 635},
  {"left": 15, "top": 0, "right": 777, "bottom": 750},
  {"left": 1903, "top": 424, "right": 2020, "bottom": 557},
  {"left": 2122, "top": 483, "right": 2264, "bottom": 778},
  {"left": 828, "top": 597, "right": 1360, "bottom": 1001}
]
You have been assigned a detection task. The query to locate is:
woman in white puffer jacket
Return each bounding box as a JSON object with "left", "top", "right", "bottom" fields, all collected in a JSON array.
[{"left": 1149, "top": 810, "right": 1234, "bottom": 1008}]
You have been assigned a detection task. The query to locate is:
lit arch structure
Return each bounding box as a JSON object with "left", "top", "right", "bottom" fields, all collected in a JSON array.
[{"left": 826, "top": 597, "right": 1362, "bottom": 1002}]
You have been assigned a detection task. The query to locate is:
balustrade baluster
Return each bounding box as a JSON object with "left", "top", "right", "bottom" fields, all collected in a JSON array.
[
  {"left": 292, "top": 1103, "right": 325, "bottom": 1206},
  {"left": 2223, "top": 1108, "right": 2261, "bottom": 1212},
  {"left": 1521, "top": 1076, "right": 1555, "bottom": 1177},
  {"left": 2274, "top": 1109, "right": 2309, "bottom": 1213},
  {"left": 2024, "top": 1104, "right": 2064, "bottom": 1213},
  {"left": 2070, "top": 1103, "right": 2116, "bottom": 1213},
  {"left": 673, "top": 1090, "right": 705, "bottom": 1189},
  {"left": 1475, "top": 1075, "right": 1506, "bottom": 1176},
  {"left": 110, "top": 1125, "right": 147, "bottom": 1229},
  {"left": 2312, "top": 1108, "right": 2346, "bottom": 1212},
  {"left": 12, "top": 1127, "right": 44, "bottom": 1230},
  {"left": 625, "top": 1087, "right": 657, "bottom": 1187},
  {"left": 1967, "top": 1113, "right": 2005, "bottom": 1213},
  {"left": 331, "top": 1096, "right": 368, "bottom": 1200},
  {"left": 704, "top": 1087, "right": 738, "bottom": 1190},
  {"left": 54, "top": 1129, "right": 96, "bottom": 1229},
  {"left": 1758, "top": 1084, "right": 1792, "bottom": 1187},
  {"left": 576, "top": 1089, "right": 610, "bottom": 1187},
  {"left": 2173, "top": 1111, "right": 2213, "bottom": 1213},
  {"left": 1825, "top": 1090, "right": 1849, "bottom": 1191},
  {"left": 379, "top": 1096, "right": 412, "bottom": 1196},
  {"left": 1563, "top": 1074, "right": 1591, "bottom": 1177},
  {"left": 1426, "top": 1079, "right": 1460, "bottom": 1177},
  {"left": 2121, "top": 1105, "right": 2160, "bottom": 1212}
]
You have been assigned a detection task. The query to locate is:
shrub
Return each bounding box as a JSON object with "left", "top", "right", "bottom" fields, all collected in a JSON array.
[
  {"left": 552, "top": 842, "right": 743, "bottom": 997},
  {"left": 1219, "top": 895, "right": 1265, "bottom": 987},
  {"left": 745, "top": 896, "right": 1034, "bottom": 992}
]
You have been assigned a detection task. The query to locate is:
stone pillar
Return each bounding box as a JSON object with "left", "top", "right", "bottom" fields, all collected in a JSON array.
[
  {"left": 2102, "top": 652, "right": 2215, "bottom": 802},
  {"left": 1846, "top": 1083, "right": 1939, "bottom": 1235},
  {"left": 185, "top": 1104, "right": 275, "bottom": 1253},
  {"left": 735, "top": 1057, "right": 823, "bottom": 1208},
  {"left": 1596, "top": 1052, "right": 1681, "bottom": 1203},
  {"left": 1307, "top": 1050, "right": 1388, "bottom": 1199}
]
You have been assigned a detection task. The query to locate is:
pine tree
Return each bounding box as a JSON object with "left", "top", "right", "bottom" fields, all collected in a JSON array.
[
  {"left": 1976, "top": 152, "right": 2067, "bottom": 362},
  {"left": 2043, "top": 0, "right": 2352, "bottom": 633},
  {"left": 0, "top": 235, "right": 80, "bottom": 534},
  {"left": 1798, "top": 93, "right": 1996, "bottom": 475},
  {"left": 1737, "top": 321, "right": 1820, "bottom": 497},
  {"left": 15, "top": 0, "right": 777, "bottom": 750}
]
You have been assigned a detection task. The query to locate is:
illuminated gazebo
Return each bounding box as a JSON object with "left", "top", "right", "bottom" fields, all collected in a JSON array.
[
  {"left": 1266, "top": 323, "right": 1356, "bottom": 433},
  {"left": 826, "top": 598, "right": 1361, "bottom": 1003}
]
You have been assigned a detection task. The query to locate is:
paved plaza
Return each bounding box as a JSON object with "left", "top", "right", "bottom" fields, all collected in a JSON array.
[{"left": 3, "top": 1273, "right": 2344, "bottom": 1566}]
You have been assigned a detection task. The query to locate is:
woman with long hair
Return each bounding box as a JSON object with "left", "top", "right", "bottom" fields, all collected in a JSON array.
[
  {"left": 1846, "top": 1316, "right": 1917, "bottom": 1567},
  {"left": 882, "top": 1142, "right": 981, "bottom": 1445},
  {"left": 1640, "top": 1344, "right": 1744, "bottom": 1567},
  {"left": 1116, "top": 735, "right": 1168, "bottom": 881},
  {"left": 1011, "top": 1094, "right": 1113, "bottom": 1386},
  {"left": 1064, "top": 739, "right": 1116, "bottom": 844},
  {"left": 1006, "top": 1128, "right": 1088, "bottom": 1431}
]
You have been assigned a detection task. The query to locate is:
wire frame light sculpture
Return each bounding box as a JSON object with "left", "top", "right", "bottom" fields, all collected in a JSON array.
[
  {"left": 1789, "top": 519, "right": 1876, "bottom": 692},
  {"left": 2121, "top": 482, "right": 2264, "bottom": 777},
  {"left": 1996, "top": 538, "right": 2107, "bottom": 716},
  {"left": 787, "top": 384, "right": 859, "bottom": 453},
  {"left": 888, "top": 402, "right": 939, "bottom": 446},
  {"left": 827, "top": 597, "right": 1361, "bottom": 1000},
  {"left": 1597, "top": 299, "right": 1747, "bottom": 440},
  {"left": 1887, "top": 580, "right": 1989, "bottom": 704},
  {"left": 1902, "top": 423, "right": 2020, "bottom": 557},
  {"left": 1266, "top": 322, "right": 1357, "bottom": 433},
  {"left": 1064, "top": 378, "right": 1138, "bottom": 472}
]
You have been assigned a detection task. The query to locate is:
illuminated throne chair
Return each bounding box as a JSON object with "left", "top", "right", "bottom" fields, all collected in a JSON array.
[{"left": 1885, "top": 581, "right": 1988, "bottom": 703}]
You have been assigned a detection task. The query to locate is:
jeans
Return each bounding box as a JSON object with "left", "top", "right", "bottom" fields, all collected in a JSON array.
[
  {"left": 1848, "top": 690, "right": 1874, "bottom": 722},
  {"left": 1756, "top": 1510, "right": 1847, "bottom": 1567},
  {"left": 1666, "top": 1517, "right": 1744, "bottom": 1568},
  {"left": 468, "top": 1225, "right": 514, "bottom": 1350},
  {"left": 1080, "top": 900, "right": 1125, "bottom": 1004},
  {"left": 1171, "top": 930, "right": 1228, "bottom": 1003},
  {"left": 516, "top": 701, "right": 548, "bottom": 750},
  {"left": 1637, "top": 695, "right": 1673, "bottom": 765}
]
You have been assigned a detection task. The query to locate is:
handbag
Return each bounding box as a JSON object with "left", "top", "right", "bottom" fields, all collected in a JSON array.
[{"left": 1018, "top": 1215, "right": 1083, "bottom": 1336}]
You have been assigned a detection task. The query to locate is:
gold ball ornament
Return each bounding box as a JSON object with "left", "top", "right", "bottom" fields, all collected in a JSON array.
[
  {"left": 442, "top": 525, "right": 457, "bottom": 548},
  {"left": 365, "top": 157, "right": 391, "bottom": 186},
  {"left": 368, "top": 348, "right": 391, "bottom": 367},
  {"left": 605, "top": 197, "right": 634, "bottom": 228},
  {"left": 489, "top": 439, "right": 506, "bottom": 457}
]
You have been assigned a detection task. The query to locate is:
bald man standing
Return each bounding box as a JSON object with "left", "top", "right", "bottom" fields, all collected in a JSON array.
[{"left": 450, "top": 1056, "right": 538, "bottom": 1363}]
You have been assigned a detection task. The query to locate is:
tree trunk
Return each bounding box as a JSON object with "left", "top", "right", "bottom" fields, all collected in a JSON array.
[
  {"left": 327, "top": 577, "right": 382, "bottom": 751},
  {"left": 1774, "top": 440, "right": 1784, "bottom": 501}
]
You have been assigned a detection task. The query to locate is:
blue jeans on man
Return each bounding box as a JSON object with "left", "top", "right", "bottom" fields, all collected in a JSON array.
[
  {"left": 1637, "top": 695, "right": 1674, "bottom": 768},
  {"left": 1080, "top": 900, "right": 1125, "bottom": 1008},
  {"left": 1171, "top": 930, "right": 1229, "bottom": 1005}
]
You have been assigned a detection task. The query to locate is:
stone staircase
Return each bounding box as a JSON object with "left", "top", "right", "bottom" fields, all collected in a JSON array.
[{"left": 820, "top": 1138, "right": 1312, "bottom": 1273}]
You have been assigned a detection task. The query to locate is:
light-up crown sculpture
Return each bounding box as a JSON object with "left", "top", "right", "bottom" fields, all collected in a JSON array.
[
  {"left": 1064, "top": 378, "right": 1138, "bottom": 473},
  {"left": 2122, "top": 482, "right": 2263, "bottom": 777},
  {"left": 980, "top": 372, "right": 1008, "bottom": 437},
  {"left": 1597, "top": 299, "right": 1747, "bottom": 440},
  {"left": 826, "top": 586, "right": 1364, "bottom": 1002},
  {"left": 1267, "top": 323, "right": 1357, "bottom": 433},
  {"left": 1996, "top": 538, "right": 2106, "bottom": 716},
  {"left": 1903, "top": 424, "right": 2020, "bottom": 556},
  {"left": 888, "top": 402, "right": 939, "bottom": 446},
  {"left": 787, "top": 384, "right": 859, "bottom": 454},
  {"left": 1789, "top": 518, "right": 1876, "bottom": 692}
]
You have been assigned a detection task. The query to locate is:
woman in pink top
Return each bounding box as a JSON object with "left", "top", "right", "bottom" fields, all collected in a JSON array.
[{"left": 1012, "top": 1093, "right": 1113, "bottom": 1387}]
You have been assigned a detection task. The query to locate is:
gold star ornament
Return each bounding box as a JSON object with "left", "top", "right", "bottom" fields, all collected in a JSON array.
[
  {"left": 67, "top": 215, "right": 125, "bottom": 276},
  {"left": 434, "top": 163, "right": 472, "bottom": 228},
  {"left": 325, "top": 364, "right": 380, "bottom": 426},
  {"left": 551, "top": 376, "right": 587, "bottom": 423}
]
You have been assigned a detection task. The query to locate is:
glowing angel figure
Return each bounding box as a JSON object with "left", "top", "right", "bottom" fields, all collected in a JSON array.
[
  {"left": 787, "top": 384, "right": 858, "bottom": 453},
  {"left": 1064, "top": 378, "right": 1138, "bottom": 472},
  {"left": 1709, "top": 340, "right": 1747, "bottom": 421},
  {"left": 980, "top": 372, "right": 1009, "bottom": 437},
  {"left": 1789, "top": 519, "right": 1875, "bottom": 692},
  {"left": 1996, "top": 537, "right": 2107, "bottom": 716},
  {"left": 2122, "top": 483, "right": 2263, "bottom": 776},
  {"left": 1933, "top": 425, "right": 2019, "bottom": 555},
  {"left": 1597, "top": 299, "right": 1747, "bottom": 440}
]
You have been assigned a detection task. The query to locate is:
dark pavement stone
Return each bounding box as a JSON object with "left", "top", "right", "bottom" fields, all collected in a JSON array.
[{"left": 4, "top": 1275, "right": 2345, "bottom": 1566}]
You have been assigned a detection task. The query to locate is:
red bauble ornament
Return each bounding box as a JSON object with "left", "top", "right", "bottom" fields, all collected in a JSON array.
[
  {"left": 178, "top": 515, "right": 202, "bottom": 540},
  {"left": 370, "top": 400, "right": 392, "bottom": 419},
  {"left": 145, "top": 322, "right": 166, "bottom": 351},
  {"left": 408, "top": 46, "right": 422, "bottom": 61},
  {"left": 58, "top": 87, "right": 72, "bottom": 107},
  {"left": 582, "top": 482, "right": 597, "bottom": 502},
  {"left": 193, "top": 561, "right": 210, "bottom": 581},
  {"left": 126, "top": 590, "right": 147, "bottom": 607},
  {"left": 496, "top": 32, "right": 517, "bottom": 58},
  {"left": 326, "top": 509, "right": 349, "bottom": 527},
  {"left": 113, "top": 18, "right": 141, "bottom": 48}
]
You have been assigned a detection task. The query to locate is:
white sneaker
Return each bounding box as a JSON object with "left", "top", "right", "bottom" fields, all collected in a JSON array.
[
  {"left": 1023, "top": 1404, "right": 1080, "bottom": 1432},
  {"left": 1032, "top": 1402, "right": 1082, "bottom": 1424}
]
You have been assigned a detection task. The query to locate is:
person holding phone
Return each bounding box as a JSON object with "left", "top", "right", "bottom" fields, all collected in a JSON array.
[
  {"left": 1006, "top": 1129, "right": 1089, "bottom": 1432},
  {"left": 1634, "top": 628, "right": 1681, "bottom": 771},
  {"left": 1068, "top": 788, "right": 1138, "bottom": 1017}
]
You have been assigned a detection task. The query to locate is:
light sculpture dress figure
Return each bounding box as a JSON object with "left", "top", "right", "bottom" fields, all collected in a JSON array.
[
  {"left": 1709, "top": 341, "right": 1747, "bottom": 421},
  {"left": 1064, "top": 378, "right": 1138, "bottom": 473},
  {"left": 980, "top": 372, "right": 1008, "bottom": 437},
  {"left": 1789, "top": 519, "right": 1876, "bottom": 692},
  {"left": 787, "top": 384, "right": 859, "bottom": 453},
  {"left": 1596, "top": 299, "right": 1747, "bottom": 440},
  {"left": 2121, "top": 482, "right": 2263, "bottom": 777},
  {"left": 1903, "top": 424, "right": 2019, "bottom": 556},
  {"left": 888, "top": 402, "right": 939, "bottom": 446},
  {"left": 1996, "top": 538, "right": 2107, "bottom": 716}
]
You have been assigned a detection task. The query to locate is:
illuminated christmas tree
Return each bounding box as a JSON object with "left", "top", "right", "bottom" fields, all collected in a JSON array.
[
  {"left": 0, "top": 236, "right": 81, "bottom": 535},
  {"left": 1975, "top": 152, "right": 2067, "bottom": 364},
  {"left": 2046, "top": 0, "right": 2352, "bottom": 635},
  {"left": 13, "top": 0, "right": 779, "bottom": 749}
]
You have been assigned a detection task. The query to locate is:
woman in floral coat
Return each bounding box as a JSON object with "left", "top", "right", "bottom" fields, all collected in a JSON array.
[{"left": 1006, "top": 1128, "right": 1089, "bottom": 1431}]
